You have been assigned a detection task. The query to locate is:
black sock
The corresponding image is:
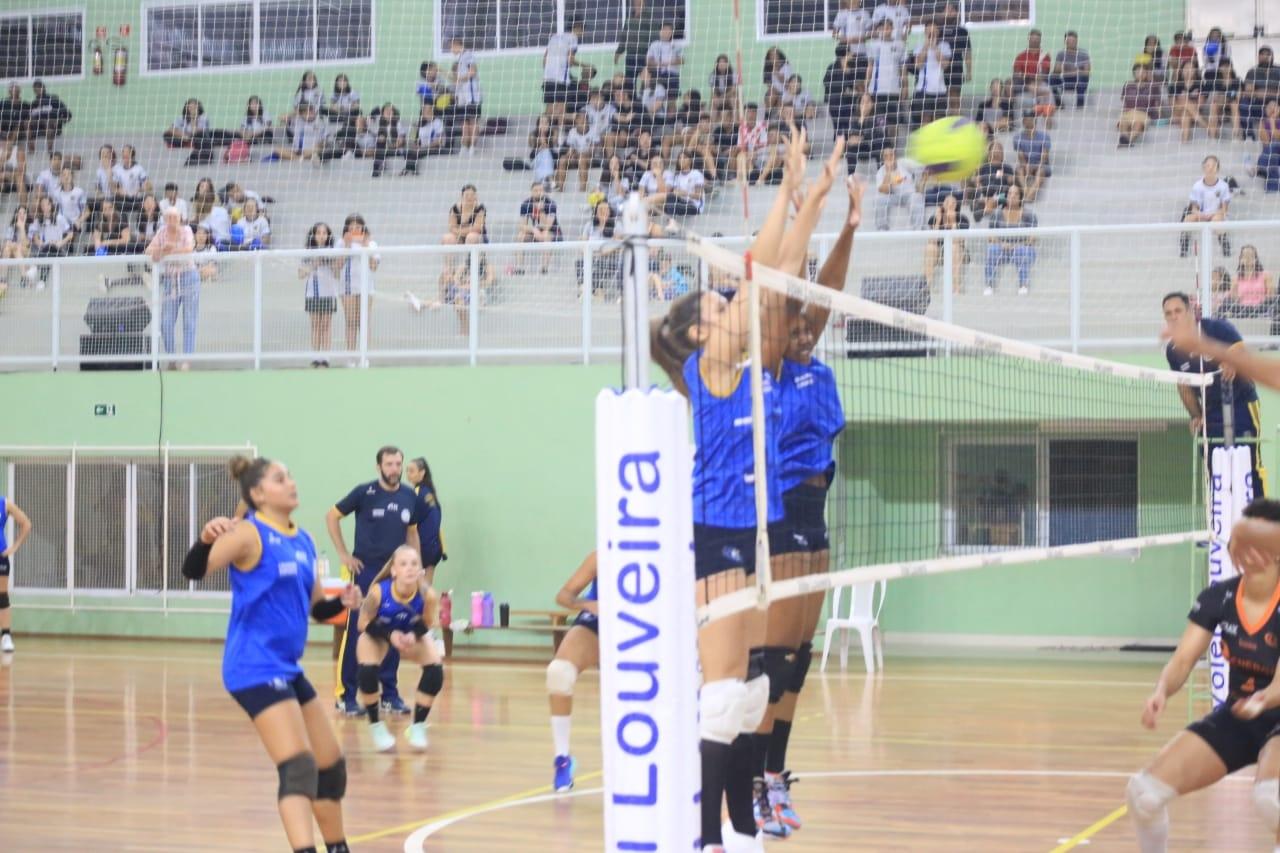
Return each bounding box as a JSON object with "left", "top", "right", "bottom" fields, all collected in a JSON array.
[
  {"left": 1, "top": 629, "right": 9, "bottom": 636},
  {"left": 725, "top": 734, "right": 757, "bottom": 837},
  {"left": 365, "top": 701, "right": 380, "bottom": 724},
  {"left": 414, "top": 705, "right": 430, "bottom": 724},
  {"left": 700, "top": 739, "right": 732, "bottom": 846},
  {"left": 767, "top": 719, "right": 793, "bottom": 775},
  {"left": 293, "top": 848, "right": 317, "bottom": 853},
  {"left": 751, "top": 731, "right": 770, "bottom": 780},
  {"left": 326, "top": 842, "right": 350, "bottom": 853}
]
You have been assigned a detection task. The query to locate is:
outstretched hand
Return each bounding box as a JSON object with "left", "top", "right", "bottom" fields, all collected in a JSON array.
[
  {"left": 781, "top": 126, "right": 809, "bottom": 190},
  {"left": 339, "top": 583, "right": 363, "bottom": 611},
  {"left": 846, "top": 175, "right": 866, "bottom": 230},
  {"left": 811, "top": 136, "right": 847, "bottom": 198}
]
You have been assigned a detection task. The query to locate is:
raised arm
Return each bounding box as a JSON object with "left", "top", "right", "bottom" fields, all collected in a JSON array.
[
  {"left": 1166, "top": 327, "right": 1280, "bottom": 390},
  {"left": 554, "top": 551, "right": 599, "bottom": 615},
  {"left": 2, "top": 501, "right": 32, "bottom": 557},
  {"left": 181, "top": 516, "right": 255, "bottom": 581},
  {"left": 803, "top": 175, "right": 865, "bottom": 336}
]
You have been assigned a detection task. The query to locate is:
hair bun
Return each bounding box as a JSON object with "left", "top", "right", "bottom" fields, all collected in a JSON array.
[{"left": 227, "top": 455, "right": 253, "bottom": 480}]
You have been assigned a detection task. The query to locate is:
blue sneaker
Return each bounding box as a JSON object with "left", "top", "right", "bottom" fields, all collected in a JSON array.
[
  {"left": 553, "top": 754, "right": 576, "bottom": 792},
  {"left": 382, "top": 695, "right": 411, "bottom": 716},
  {"left": 340, "top": 697, "right": 365, "bottom": 717},
  {"left": 754, "top": 778, "right": 791, "bottom": 838},
  {"left": 768, "top": 771, "right": 801, "bottom": 831}
]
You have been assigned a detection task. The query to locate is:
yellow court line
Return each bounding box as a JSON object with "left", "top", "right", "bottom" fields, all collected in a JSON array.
[
  {"left": 348, "top": 769, "right": 604, "bottom": 843},
  {"left": 1047, "top": 804, "right": 1128, "bottom": 853}
]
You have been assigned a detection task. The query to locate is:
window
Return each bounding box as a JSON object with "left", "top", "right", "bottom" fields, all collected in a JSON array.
[
  {"left": 0, "top": 10, "right": 84, "bottom": 80},
  {"left": 757, "top": 0, "right": 1031, "bottom": 38},
  {"left": 945, "top": 434, "right": 1139, "bottom": 552},
  {"left": 144, "top": 0, "right": 373, "bottom": 74},
  {"left": 438, "top": 0, "right": 688, "bottom": 55}
]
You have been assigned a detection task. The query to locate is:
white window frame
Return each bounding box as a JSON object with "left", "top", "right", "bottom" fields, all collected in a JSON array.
[
  {"left": 754, "top": 0, "right": 1035, "bottom": 41},
  {"left": 941, "top": 428, "right": 1141, "bottom": 555},
  {"left": 433, "top": 0, "right": 691, "bottom": 60},
  {"left": 140, "top": 0, "right": 376, "bottom": 78},
  {"left": 0, "top": 7, "right": 86, "bottom": 82}
]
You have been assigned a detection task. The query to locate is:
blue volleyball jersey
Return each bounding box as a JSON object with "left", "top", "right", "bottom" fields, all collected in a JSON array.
[
  {"left": 414, "top": 485, "right": 446, "bottom": 564},
  {"left": 575, "top": 580, "right": 598, "bottom": 628},
  {"left": 334, "top": 480, "right": 420, "bottom": 572},
  {"left": 0, "top": 496, "right": 8, "bottom": 553},
  {"left": 684, "top": 351, "right": 784, "bottom": 528},
  {"left": 222, "top": 514, "right": 317, "bottom": 693},
  {"left": 373, "top": 578, "right": 425, "bottom": 632},
  {"left": 777, "top": 357, "right": 845, "bottom": 493}
]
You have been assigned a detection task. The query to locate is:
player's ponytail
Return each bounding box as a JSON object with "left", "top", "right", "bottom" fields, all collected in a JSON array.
[
  {"left": 228, "top": 455, "right": 272, "bottom": 511},
  {"left": 412, "top": 456, "right": 439, "bottom": 502},
  {"left": 650, "top": 292, "right": 702, "bottom": 394}
]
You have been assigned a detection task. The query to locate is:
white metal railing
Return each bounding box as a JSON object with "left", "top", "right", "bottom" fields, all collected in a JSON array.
[{"left": 0, "top": 220, "right": 1271, "bottom": 371}]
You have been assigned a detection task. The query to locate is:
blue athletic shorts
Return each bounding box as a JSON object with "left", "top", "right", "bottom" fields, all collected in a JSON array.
[{"left": 229, "top": 673, "right": 318, "bottom": 719}]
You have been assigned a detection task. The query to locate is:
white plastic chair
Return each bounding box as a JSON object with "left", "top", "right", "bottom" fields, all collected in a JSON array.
[{"left": 820, "top": 580, "right": 887, "bottom": 674}]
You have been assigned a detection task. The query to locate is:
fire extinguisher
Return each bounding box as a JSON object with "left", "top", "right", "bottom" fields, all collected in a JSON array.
[
  {"left": 112, "top": 45, "right": 128, "bottom": 86},
  {"left": 92, "top": 42, "right": 103, "bottom": 75}
]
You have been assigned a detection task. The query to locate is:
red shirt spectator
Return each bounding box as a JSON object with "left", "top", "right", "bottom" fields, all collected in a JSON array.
[
  {"left": 1168, "top": 33, "right": 1196, "bottom": 74},
  {"left": 1013, "top": 29, "right": 1050, "bottom": 88}
]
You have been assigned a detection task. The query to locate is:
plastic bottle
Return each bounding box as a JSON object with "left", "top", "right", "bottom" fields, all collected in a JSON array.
[
  {"left": 440, "top": 590, "right": 452, "bottom": 628},
  {"left": 482, "top": 592, "right": 495, "bottom": 627},
  {"left": 471, "top": 591, "right": 484, "bottom": 625}
]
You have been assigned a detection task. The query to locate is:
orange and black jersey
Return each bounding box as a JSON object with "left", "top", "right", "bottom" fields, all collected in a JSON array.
[{"left": 1190, "top": 578, "right": 1280, "bottom": 701}]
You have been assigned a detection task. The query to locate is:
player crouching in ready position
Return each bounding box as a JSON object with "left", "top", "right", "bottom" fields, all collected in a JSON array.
[{"left": 355, "top": 544, "right": 444, "bottom": 752}]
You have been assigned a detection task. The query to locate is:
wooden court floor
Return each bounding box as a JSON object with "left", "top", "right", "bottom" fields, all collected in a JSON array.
[{"left": 0, "top": 638, "right": 1272, "bottom": 852}]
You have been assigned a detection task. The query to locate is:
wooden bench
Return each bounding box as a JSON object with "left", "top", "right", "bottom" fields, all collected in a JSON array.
[{"left": 441, "top": 608, "right": 578, "bottom": 657}]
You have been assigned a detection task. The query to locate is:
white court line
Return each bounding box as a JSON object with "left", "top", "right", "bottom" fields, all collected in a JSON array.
[{"left": 401, "top": 769, "right": 1254, "bottom": 850}]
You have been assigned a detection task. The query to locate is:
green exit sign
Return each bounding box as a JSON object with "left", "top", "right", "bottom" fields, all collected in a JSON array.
[{"left": 94, "top": 404, "right": 117, "bottom": 417}]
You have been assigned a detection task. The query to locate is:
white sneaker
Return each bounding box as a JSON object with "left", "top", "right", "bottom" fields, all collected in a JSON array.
[
  {"left": 721, "top": 820, "right": 764, "bottom": 853},
  {"left": 368, "top": 720, "right": 396, "bottom": 752},
  {"left": 24, "top": 266, "right": 38, "bottom": 284},
  {"left": 1, "top": 633, "right": 14, "bottom": 653},
  {"left": 1017, "top": 285, "right": 1029, "bottom": 295},
  {"left": 982, "top": 286, "right": 993, "bottom": 296},
  {"left": 405, "top": 721, "right": 429, "bottom": 750}
]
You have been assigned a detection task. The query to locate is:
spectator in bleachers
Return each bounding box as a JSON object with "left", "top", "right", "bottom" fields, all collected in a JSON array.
[
  {"left": 32, "top": 150, "right": 60, "bottom": 203},
  {"left": 1012, "top": 30, "right": 1050, "bottom": 94},
  {"left": 147, "top": 207, "right": 199, "bottom": 368},
  {"left": 866, "top": 18, "right": 905, "bottom": 137},
  {"left": 708, "top": 55, "right": 738, "bottom": 115},
  {"left": 240, "top": 96, "right": 273, "bottom": 145},
  {"left": 1167, "top": 32, "right": 1195, "bottom": 84},
  {"left": 636, "top": 67, "right": 670, "bottom": 134},
  {"left": 0, "top": 139, "right": 27, "bottom": 208},
  {"left": 134, "top": 193, "right": 161, "bottom": 246},
  {"left": 89, "top": 200, "right": 131, "bottom": 256},
  {"left": 26, "top": 81, "right": 70, "bottom": 155},
  {"left": 90, "top": 144, "right": 115, "bottom": 216},
  {"left": 1207, "top": 57, "right": 1242, "bottom": 140},
  {"left": 833, "top": 0, "right": 872, "bottom": 80},
  {"left": 871, "top": 0, "right": 911, "bottom": 45},
  {"left": 1242, "top": 46, "right": 1280, "bottom": 140},
  {"left": 647, "top": 22, "right": 683, "bottom": 101},
  {"left": 1210, "top": 265, "right": 1233, "bottom": 314},
  {"left": 450, "top": 36, "right": 484, "bottom": 155},
  {"left": 443, "top": 184, "right": 488, "bottom": 248},
  {"left": 976, "top": 78, "right": 1012, "bottom": 133},
  {"left": 781, "top": 75, "right": 818, "bottom": 130},
  {"left": 190, "top": 177, "right": 216, "bottom": 224},
  {"left": 637, "top": 153, "right": 675, "bottom": 208},
  {"left": 163, "top": 99, "right": 209, "bottom": 148},
  {"left": 653, "top": 150, "right": 706, "bottom": 217},
  {"left": 371, "top": 103, "right": 408, "bottom": 178},
  {"left": 762, "top": 47, "right": 793, "bottom": 113},
  {"left": 1181, "top": 155, "right": 1232, "bottom": 257},
  {"left": 268, "top": 102, "right": 328, "bottom": 162},
  {"left": 940, "top": 1, "right": 971, "bottom": 114},
  {"left": 221, "top": 181, "right": 262, "bottom": 222},
  {"left": 827, "top": 49, "right": 863, "bottom": 140},
  {"left": 750, "top": 122, "right": 786, "bottom": 186},
  {"left": 1255, "top": 99, "right": 1280, "bottom": 191},
  {"left": 909, "top": 21, "right": 952, "bottom": 129},
  {"left": 844, "top": 92, "right": 884, "bottom": 174},
  {"left": 1012, "top": 113, "right": 1051, "bottom": 202},
  {"left": 544, "top": 19, "right": 585, "bottom": 130},
  {"left": 0, "top": 83, "right": 27, "bottom": 146},
  {"left": 616, "top": 0, "right": 662, "bottom": 84},
  {"left": 968, "top": 140, "right": 1016, "bottom": 222},
  {"left": 1173, "top": 60, "right": 1207, "bottom": 142},
  {"left": 286, "top": 71, "right": 323, "bottom": 128},
  {"left": 600, "top": 154, "right": 632, "bottom": 211},
  {"left": 416, "top": 61, "right": 448, "bottom": 107},
  {"left": 584, "top": 88, "right": 618, "bottom": 159},
  {"left": 1202, "top": 28, "right": 1230, "bottom": 77},
  {"left": 923, "top": 192, "right": 971, "bottom": 292},
  {"left": 1141, "top": 35, "right": 1168, "bottom": 84},
  {"left": 983, "top": 183, "right": 1037, "bottom": 295},
  {"left": 649, "top": 249, "right": 691, "bottom": 301},
  {"left": 874, "top": 146, "right": 924, "bottom": 230},
  {"left": 402, "top": 102, "right": 447, "bottom": 176},
  {"left": 1051, "top": 31, "right": 1091, "bottom": 109},
  {"left": 671, "top": 111, "right": 719, "bottom": 181},
  {"left": 624, "top": 128, "right": 658, "bottom": 184},
  {"left": 301, "top": 222, "right": 339, "bottom": 367},
  {"left": 670, "top": 89, "right": 704, "bottom": 138},
  {"left": 236, "top": 198, "right": 271, "bottom": 249},
  {"left": 526, "top": 113, "right": 561, "bottom": 187},
  {"left": 324, "top": 74, "right": 361, "bottom": 126},
  {"left": 112, "top": 145, "right": 151, "bottom": 216},
  {"left": 515, "top": 181, "right": 563, "bottom": 274},
  {"left": 1223, "top": 245, "right": 1273, "bottom": 317},
  {"left": 555, "top": 111, "right": 598, "bottom": 192},
  {"left": 2, "top": 205, "right": 35, "bottom": 285},
  {"left": 1117, "top": 63, "right": 1164, "bottom": 147},
  {"left": 53, "top": 166, "right": 88, "bottom": 236},
  {"left": 336, "top": 213, "right": 379, "bottom": 356},
  {"left": 158, "top": 182, "right": 189, "bottom": 223},
  {"left": 607, "top": 87, "right": 639, "bottom": 155},
  {"left": 31, "top": 195, "right": 72, "bottom": 266},
  {"left": 200, "top": 196, "right": 233, "bottom": 248}
]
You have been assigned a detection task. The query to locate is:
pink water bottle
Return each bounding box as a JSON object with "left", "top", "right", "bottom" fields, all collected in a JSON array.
[
  {"left": 471, "top": 591, "right": 484, "bottom": 625},
  {"left": 482, "top": 593, "right": 495, "bottom": 627},
  {"left": 439, "top": 591, "right": 452, "bottom": 628}
]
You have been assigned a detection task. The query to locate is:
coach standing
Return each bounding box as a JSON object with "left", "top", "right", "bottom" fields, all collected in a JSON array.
[{"left": 327, "top": 445, "right": 421, "bottom": 716}]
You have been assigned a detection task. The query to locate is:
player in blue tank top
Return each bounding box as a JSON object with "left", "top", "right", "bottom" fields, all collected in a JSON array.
[
  {"left": 181, "top": 455, "right": 361, "bottom": 853},
  {"left": 354, "top": 544, "right": 444, "bottom": 752},
  {"left": 648, "top": 133, "right": 851, "bottom": 852},
  {"left": 0, "top": 494, "right": 33, "bottom": 653},
  {"left": 408, "top": 456, "right": 448, "bottom": 585},
  {"left": 545, "top": 551, "right": 599, "bottom": 792}
]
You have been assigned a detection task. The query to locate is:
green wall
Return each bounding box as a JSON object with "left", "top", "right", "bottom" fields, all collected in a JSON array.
[{"left": 45, "top": 0, "right": 1181, "bottom": 136}]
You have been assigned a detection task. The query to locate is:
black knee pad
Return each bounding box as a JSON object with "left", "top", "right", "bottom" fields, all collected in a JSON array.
[
  {"left": 0, "top": 592, "right": 9, "bottom": 609},
  {"left": 746, "top": 648, "right": 766, "bottom": 681},
  {"left": 789, "top": 642, "right": 813, "bottom": 694},
  {"left": 315, "top": 756, "right": 347, "bottom": 801},
  {"left": 419, "top": 664, "right": 444, "bottom": 697},
  {"left": 357, "top": 663, "right": 380, "bottom": 695},
  {"left": 763, "top": 647, "right": 796, "bottom": 704},
  {"left": 277, "top": 751, "right": 318, "bottom": 801}
]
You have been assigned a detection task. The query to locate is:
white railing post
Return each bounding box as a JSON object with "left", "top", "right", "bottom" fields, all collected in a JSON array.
[
  {"left": 621, "top": 192, "right": 650, "bottom": 388},
  {"left": 582, "top": 244, "right": 593, "bottom": 365},
  {"left": 161, "top": 444, "right": 170, "bottom": 611},
  {"left": 67, "top": 446, "right": 77, "bottom": 609},
  {"left": 1199, "top": 223, "right": 1216, "bottom": 316},
  {"left": 468, "top": 246, "right": 480, "bottom": 366},
  {"left": 1069, "top": 230, "right": 1082, "bottom": 353},
  {"left": 150, "top": 266, "right": 162, "bottom": 370},
  {"left": 941, "top": 233, "right": 955, "bottom": 324},
  {"left": 252, "top": 254, "right": 263, "bottom": 370},
  {"left": 188, "top": 461, "right": 197, "bottom": 592},
  {"left": 358, "top": 248, "right": 371, "bottom": 367},
  {"left": 50, "top": 260, "right": 61, "bottom": 369}
]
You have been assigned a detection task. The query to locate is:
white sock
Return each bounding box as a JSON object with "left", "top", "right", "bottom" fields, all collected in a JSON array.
[
  {"left": 1133, "top": 811, "right": 1169, "bottom": 853},
  {"left": 551, "top": 715, "right": 572, "bottom": 757}
]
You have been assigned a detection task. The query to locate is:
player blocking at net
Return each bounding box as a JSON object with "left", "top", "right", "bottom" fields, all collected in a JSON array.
[{"left": 650, "top": 129, "right": 849, "bottom": 853}]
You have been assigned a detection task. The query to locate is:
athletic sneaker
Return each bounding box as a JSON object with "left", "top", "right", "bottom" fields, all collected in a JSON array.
[
  {"left": 0, "top": 634, "right": 14, "bottom": 653},
  {"left": 340, "top": 697, "right": 365, "bottom": 717},
  {"left": 368, "top": 720, "right": 396, "bottom": 752},
  {"left": 554, "top": 754, "right": 576, "bottom": 792},
  {"left": 405, "top": 722, "right": 429, "bottom": 750},
  {"left": 752, "top": 778, "right": 791, "bottom": 838},
  {"left": 405, "top": 291, "right": 424, "bottom": 312},
  {"left": 382, "top": 695, "right": 411, "bottom": 716},
  {"left": 767, "top": 771, "right": 801, "bottom": 830},
  {"left": 720, "top": 820, "right": 765, "bottom": 853}
]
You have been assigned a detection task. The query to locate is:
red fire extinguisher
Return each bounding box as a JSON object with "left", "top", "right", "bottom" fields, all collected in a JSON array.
[{"left": 112, "top": 45, "right": 128, "bottom": 86}]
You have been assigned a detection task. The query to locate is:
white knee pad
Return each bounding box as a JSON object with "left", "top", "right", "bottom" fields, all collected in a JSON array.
[
  {"left": 546, "top": 659, "right": 579, "bottom": 696},
  {"left": 740, "top": 674, "right": 770, "bottom": 732},
  {"left": 1254, "top": 781, "right": 1280, "bottom": 831},
  {"left": 700, "top": 679, "right": 747, "bottom": 745},
  {"left": 1126, "top": 772, "right": 1176, "bottom": 825}
]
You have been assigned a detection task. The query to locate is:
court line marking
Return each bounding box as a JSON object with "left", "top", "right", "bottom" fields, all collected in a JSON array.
[
  {"left": 401, "top": 768, "right": 1246, "bottom": 851},
  {"left": 347, "top": 770, "right": 604, "bottom": 844},
  {"left": 1048, "top": 805, "right": 1129, "bottom": 853}
]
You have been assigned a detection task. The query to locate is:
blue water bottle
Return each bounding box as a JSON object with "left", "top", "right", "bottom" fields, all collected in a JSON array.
[{"left": 482, "top": 592, "right": 495, "bottom": 627}]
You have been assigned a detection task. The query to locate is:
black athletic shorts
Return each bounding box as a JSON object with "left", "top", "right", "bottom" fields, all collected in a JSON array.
[
  {"left": 229, "top": 673, "right": 318, "bottom": 719},
  {"left": 693, "top": 522, "right": 788, "bottom": 580},
  {"left": 0, "top": 555, "right": 8, "bottom": 577},
  {"left": 1186, "top": 703, "right": 1280, "bottom": 773},
  {"left": 774, "top": 482, "right": 831, "bottom": 555},
  {"left": 574, "top": 612, "right": 599, "bottom": 635},
  {"left": 455, "top": 104, "right": 482, "bottom": 119},
  {"left": 543, "top": 81, "right": 573, "bottom": 104},
  {"left": 304, "top": 296, "right": 337, "bottom": 315}
]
